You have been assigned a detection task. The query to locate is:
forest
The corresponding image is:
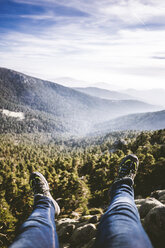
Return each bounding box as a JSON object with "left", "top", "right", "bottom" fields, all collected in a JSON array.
[{"left": 0, "top": 129, "right": 165, "bottom": 247}]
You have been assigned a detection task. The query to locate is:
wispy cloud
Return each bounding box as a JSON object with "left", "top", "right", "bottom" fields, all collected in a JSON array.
[
  {"left": 152, "top": 56, "right": 165, "bottom": 60},
  {"left": 0, "top": 0, "right": 165, "bottom": 89}
]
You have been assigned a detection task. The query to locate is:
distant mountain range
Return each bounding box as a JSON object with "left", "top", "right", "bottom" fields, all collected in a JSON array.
[
  {"left": 122, "top": 88, "right": 165, "bottom": 107},
  {"left": 0, "top": 67, "right": 162, "bottom": 135},
  {"left": 54, "top": 77, "right": 165, "bottom": 107},
  {"left": 94, "top": 110, "right": 165, "bottom": 133},
  {"left": 74, "top": 87, "right": 134, "bottom": 100}
]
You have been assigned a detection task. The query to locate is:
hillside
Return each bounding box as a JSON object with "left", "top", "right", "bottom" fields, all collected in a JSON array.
[
  {"left": 94, "top": 110, "right": 165, "bottom": 133},
  {"left": 74, "top": 86, "right": 134, "bottom": 100},
  {"left": 0, "top": 68, "right": 159, "bottom": 135}
]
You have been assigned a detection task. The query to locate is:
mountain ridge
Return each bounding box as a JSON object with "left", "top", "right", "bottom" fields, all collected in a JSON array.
[
  {"left": 122, "top": 88, "right": 165, "bottom": 107},
  {"left": 74, "top": 86, "right": 134, "bottom": 100},
  {"left": 0, "top": 67, "right": 161, "bottom": 135},
  {"left": 94, "top": 110, "right": 165, "bottom": 133}
]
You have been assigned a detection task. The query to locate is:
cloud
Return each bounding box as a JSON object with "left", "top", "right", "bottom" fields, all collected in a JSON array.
[
  {"left": 1, "top": 0, "right": 165, "bottom": 89},
  {"left": 11, "top": 0, "right": 165, "bottom": 28},
  {"left": 152, "top": 56, "right": 165, "bottom": 60},
  {"left": 12, "top": 0, "right": 53, "bottom": 6},
  {"left": 7, "top": 0, "right": 165, "bottom": 33}
]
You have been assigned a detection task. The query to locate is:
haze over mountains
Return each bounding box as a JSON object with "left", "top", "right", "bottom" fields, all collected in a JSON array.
[
  {"left": 122, "top": 88, "right": 165, "bottom": 108},
  {"left": 0, "top": 67, "right": 164, "bottom": 135},
  {"left": 74, "top": 87, "right": 134, "bottom": 100},
  {"left": 95, "top": 110, "right": 165, "bottom": 134},
  {"left": 75, "top": 86, "right": 165, "bottom": 107},
  {"left": 54, "top": 78, "right": 165, "bottom": 107}
]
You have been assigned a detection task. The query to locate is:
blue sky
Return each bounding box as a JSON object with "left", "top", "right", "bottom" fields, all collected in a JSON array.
[{"left": 0, "top": 0, "right": 165, "bottom": 89}]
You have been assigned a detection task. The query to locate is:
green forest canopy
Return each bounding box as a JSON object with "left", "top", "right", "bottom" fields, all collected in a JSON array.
[{"left": 0, "top": 129, "right": 165, "bottom": 247}]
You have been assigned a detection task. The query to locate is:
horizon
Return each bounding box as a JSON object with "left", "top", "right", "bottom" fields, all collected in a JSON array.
[
  {"left": 2, "top": 66, "right": 165, "bottom": 91},
  {"left": 1, "top": 66, "right": 165, "bottom": 92},
  {"left": 0, "top": 0, "right": 165, "bottom": 89}
]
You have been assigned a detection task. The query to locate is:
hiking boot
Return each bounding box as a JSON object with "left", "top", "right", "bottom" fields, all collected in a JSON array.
[
  {"left": 116, "top": 154, "right": 139, "bottom": 182},
  {"left": 30, "top": 172, "right": 60, "bottom": 216}
]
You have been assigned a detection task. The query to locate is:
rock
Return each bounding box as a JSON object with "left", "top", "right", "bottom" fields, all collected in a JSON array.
[
  {"left": 82, "top": 237, "right": 96, "bottom": 248},
  {"left": 70, "top": 212, "right": 80, "bottom": 219},
  {"left": 56, "top": 190, "right": 165, "bottom": 248},
  {"left": 150, "top": 189, "right": 165, "bottom": 200},
  {"left": 135, "top": 199, "right": 146, "bottom": 205},
  {"left": 150, "top": 190, "right": 165, "bottom": 204},
  {"left": 70, "top": 224, "right": 96, "bottom": 246},
  {"left": 135, "top": 199, "right": 145, "bottom": 212},
  {"left": 136, "top": 204, "right": 142, "bottom": 212},
  {"left": 56, "top": 218, "right": 79, "bottom": 242},
  {"left": 88, "top": 215, "right": 99, "bottom": 224},
  {"left": 79, "top": 215, "right": 94, "bottom": 222},
  {"left": 144, "top": 205, "right": 165, "bottom": 248},
  {"left": 138, "top": 198, "right": 163, "bottom": 218},
  {"left": 151, "top": 189, "right": 165, "bottom": 197},
  {"left": 58, "top": 224, "right": 76, "bottom": 242},
  {"left": 56, "top": 218, "right": 78, "bottom": 229},
  {"left": 79, "top": 215, "right": 99, "bottom": 224},
  {"left": 159, "top": 194, "right": 165, "bottom": 204}
]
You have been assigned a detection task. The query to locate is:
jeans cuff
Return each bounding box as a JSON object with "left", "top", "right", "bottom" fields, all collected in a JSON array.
[
  {"left": 109, "top": 177, "right": 134, "bottom": 200},
  {"left": 34, "top": 194, "right": 53, "bottom": 207},
  {"left": 113, "top": 177, "right": 133, "bottom": 187}
]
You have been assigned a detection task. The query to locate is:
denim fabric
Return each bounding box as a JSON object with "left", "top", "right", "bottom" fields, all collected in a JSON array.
[
  {"left": 10, "top": 179, "right": 153, "bottom": 248},
  {"left": 10, "top": 195, "right": 59, "bottom": 248},
  {"left": 94, "top": 178, "right": 153, "bottom": 248}
]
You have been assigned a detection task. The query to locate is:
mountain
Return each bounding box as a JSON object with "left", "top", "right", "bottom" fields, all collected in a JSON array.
[
  {"left": 74, "top": 87, "right": 134, "bottom": 100},
  {"left": 122, "top": 88, "right": 165, "bottom": 107},
  {"left": 94, "top": 110, "right": 165, "bottom": 133},
  {"left": 0, "top": 67, "right": 160, "bottom": 135}
]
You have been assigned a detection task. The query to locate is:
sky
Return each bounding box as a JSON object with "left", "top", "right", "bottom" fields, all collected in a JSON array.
[{"left": 0, "top": 0, "right": 165, "bottom": 89}]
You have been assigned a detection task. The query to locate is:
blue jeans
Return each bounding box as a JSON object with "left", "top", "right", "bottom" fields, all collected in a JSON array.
[
  {"left": 10, "top": 179, "right": 153, "bottom": 248},
  {"left": 94, "top": 178, "right": 153, "bottom": 248},
  {"left": 10, "top": 195, "right": 59, "bottom": 248}
]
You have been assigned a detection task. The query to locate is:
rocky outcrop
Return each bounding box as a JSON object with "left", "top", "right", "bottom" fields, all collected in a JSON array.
[
  {"left": 144, "top": 205, "right": 165, "bottom": 248},
  {"left": 56, "top": 216, "right": 99, "bottom": 248},
  {"left": 56, "top": 190, "right": 165, "bottom": 248},
  {"left": 151, "top": 189, "right": 165, "bottom": 204},
  {"left": 136, "top": 197, "right": 163, "bottom": 218},
  {"left": 70, "top": 223, "right": 96, "bottom": 246}
]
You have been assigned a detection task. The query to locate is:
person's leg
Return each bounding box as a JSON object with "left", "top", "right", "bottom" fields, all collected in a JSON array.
[
  {"left": 10, "top": 172, "right": 60, "bottom": 248},
  {"left": 10, "top": 195, "right": 59, "bottom": 248},
  {"left": 94, "top": 154, "right": 153, "bottom": 248}
]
